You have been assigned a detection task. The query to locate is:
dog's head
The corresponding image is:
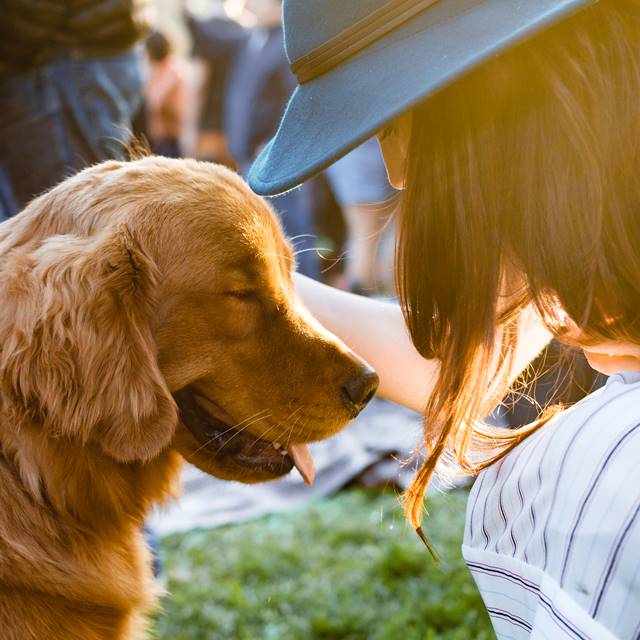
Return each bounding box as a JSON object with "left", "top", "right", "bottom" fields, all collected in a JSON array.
[{"left": 0, "top": 157, "right": 378, "bottom": 484}]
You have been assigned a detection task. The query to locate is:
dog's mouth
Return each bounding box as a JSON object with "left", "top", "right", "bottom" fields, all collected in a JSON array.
[{"left": 173, "top": 387, "right": 315, "bottom": 484}]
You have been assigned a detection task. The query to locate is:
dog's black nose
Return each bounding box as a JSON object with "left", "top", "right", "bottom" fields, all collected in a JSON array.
[{"left": 341, "top": 366, "right": 379, "bottom": 414}]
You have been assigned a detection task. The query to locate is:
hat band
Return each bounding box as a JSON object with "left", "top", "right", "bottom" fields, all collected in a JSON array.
[{"left": 290, "top": 0, "right": 439, "bottom": 84}]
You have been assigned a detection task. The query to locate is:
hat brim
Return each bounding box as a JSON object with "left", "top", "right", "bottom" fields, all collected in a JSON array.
[{"left": 248, "top": 0, "right": 593, "bottom": 196}]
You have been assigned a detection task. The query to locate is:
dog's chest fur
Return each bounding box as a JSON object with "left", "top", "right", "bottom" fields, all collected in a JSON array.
[{"left": 0, "top": 429, "right": 182, "bottom": 640}]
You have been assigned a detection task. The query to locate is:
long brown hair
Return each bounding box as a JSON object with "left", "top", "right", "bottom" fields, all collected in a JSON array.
[{"left": 397, "top": 0, "right": 640, "bottom": 531}]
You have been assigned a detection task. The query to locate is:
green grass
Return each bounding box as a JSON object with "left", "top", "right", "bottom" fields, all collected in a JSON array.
[{"left": 153, "top": 488, "right": 493, "bottom": 640}]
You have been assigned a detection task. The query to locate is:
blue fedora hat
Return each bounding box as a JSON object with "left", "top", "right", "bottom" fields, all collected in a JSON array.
[{"left": 248, "top": 0, "right": 596, "bottom": 196}]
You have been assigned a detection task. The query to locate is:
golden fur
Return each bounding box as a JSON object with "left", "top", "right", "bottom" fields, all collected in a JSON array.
[{"left": 0, "top": 157, "right": 375, "bottom": 639}]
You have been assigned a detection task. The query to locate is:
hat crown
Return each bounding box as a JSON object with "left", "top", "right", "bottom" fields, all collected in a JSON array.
[{"left": 283, "top": 0, "right": 395, "bottom": 63}]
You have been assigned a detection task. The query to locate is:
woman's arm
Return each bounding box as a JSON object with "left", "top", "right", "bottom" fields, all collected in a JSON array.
[{"left": 294, "top": 273, "right": 552, "bottom": 413}]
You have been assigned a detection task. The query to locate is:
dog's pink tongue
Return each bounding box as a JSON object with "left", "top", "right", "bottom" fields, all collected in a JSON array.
[{"left": 288, "top": 444, "right": 315, "bottom": 485}]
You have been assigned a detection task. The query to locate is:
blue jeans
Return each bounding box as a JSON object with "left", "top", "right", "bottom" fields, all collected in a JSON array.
[{"left": 0, "top": 47, "right": 144, "bottom": 219}]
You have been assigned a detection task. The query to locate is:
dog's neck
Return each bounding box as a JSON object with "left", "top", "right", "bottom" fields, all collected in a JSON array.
[{"left": 0, "top": 418, "right": 183, "bottom": 535}]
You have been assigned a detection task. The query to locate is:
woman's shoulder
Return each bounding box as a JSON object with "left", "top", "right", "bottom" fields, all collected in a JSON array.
[
  {"left": 492, "top": 370, "right": 640, "bottom": 481},
  {"left": 464, "top": 371, "right": 640, "bottom": 638},
  {"left": 468, "top": 371, "right": 640, "bottom": 528},
  {"left": 465, "top": 371, "right": 640, "bottom": 559},
  {"left": 566, "top": 369, "right": 640, "bottom": 421}
]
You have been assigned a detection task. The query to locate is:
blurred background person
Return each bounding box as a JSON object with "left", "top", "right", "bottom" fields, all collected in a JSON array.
[
  {"left": 185, "top": 0, "right": 320, "bottom": 279},
  {"left": 144, "top": 30, "right": 186, "bottom": 157},
  {"left": 185, "top": 0, "right": 246, "bottom": 167},
  {"left": 325, "top": 138, "right": 397, "bottom": 295},
  {"left": 0, "top": 0, "right": 150, "bottom": 219}
]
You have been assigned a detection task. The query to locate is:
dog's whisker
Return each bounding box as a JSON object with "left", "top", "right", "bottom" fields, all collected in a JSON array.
[
  {"left": 265, "top": 246, "right": 328, "bottom": 260},
  {"left": 242, "top": 406, "right": 307, "bottom": 457},
  {"left": 219, "top": 409, "right": 271, "bottom": 437},
  {"left": 287, "top": 234, "right": 318, "bottom": 241},
  {"left": 184, "top": 400, "right": 312, "bottom": 466},
  {"left": 186, "top": 408, "right": 272, "bottom": 460},
  {"left": 189, "top": 414, "right": 272, "bottom": 460},
  {"left": 292, "top": 246, "right": 325, "bottom": 256},
  {"left": 214, "top": 412, "right": 273, "bottom": 455},
  {"left": 282, "top": 407, "right": 303, "bottom": 442},
  {"left": 245, "top": 420, "right": 282, "bottom": 453},
  {"left": 242, "top": 406, "right": 304, "bottom": 452},
  {"left": 201, "top": 412, "right": 271, "bottom": 453},
  {"left": 284, "top": 410, "right": 304, "bottom": 451},
  {"left": 292, "top": 248, "right": 333, "bottom": 260}
]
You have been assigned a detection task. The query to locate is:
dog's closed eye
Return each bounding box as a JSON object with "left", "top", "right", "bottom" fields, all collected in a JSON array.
[{"left": 224, "top": 290, "right": 258, "bottom": 301}]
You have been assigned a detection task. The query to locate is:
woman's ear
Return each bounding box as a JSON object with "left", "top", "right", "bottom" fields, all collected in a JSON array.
[
  {"left": 0, "top": 223, "right": 178, "bottom": 463},
  {"left": 377, "top": 110, "right": 412, "bottom": 190}
]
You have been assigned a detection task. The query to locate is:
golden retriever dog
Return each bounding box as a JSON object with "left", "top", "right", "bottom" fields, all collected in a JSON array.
[{"left": 0, "top": 157, "right": 378, "bottom": 640}]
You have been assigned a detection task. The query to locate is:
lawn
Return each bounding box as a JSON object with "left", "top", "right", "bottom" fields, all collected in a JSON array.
[{"left": 153, "top": 488, "right": 493, "bottom": 640}]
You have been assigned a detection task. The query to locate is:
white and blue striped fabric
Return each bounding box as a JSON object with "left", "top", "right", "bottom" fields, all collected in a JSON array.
[{"left": 463, "top": 370, "right": 640, "bottom": 640}]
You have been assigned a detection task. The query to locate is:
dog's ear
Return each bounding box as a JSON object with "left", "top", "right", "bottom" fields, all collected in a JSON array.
[{"left": 0, "top": 223, "right": 178, "bottom": 462}]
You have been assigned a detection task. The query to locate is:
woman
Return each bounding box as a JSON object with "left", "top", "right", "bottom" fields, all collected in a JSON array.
[{"left": 249, "top": 1, "right": 640, "bottom": 637}]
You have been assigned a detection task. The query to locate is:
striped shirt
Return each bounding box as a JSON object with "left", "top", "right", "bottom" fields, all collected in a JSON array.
[{"left": 463, "top": 370, "right": 640, "bottom": 640}]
